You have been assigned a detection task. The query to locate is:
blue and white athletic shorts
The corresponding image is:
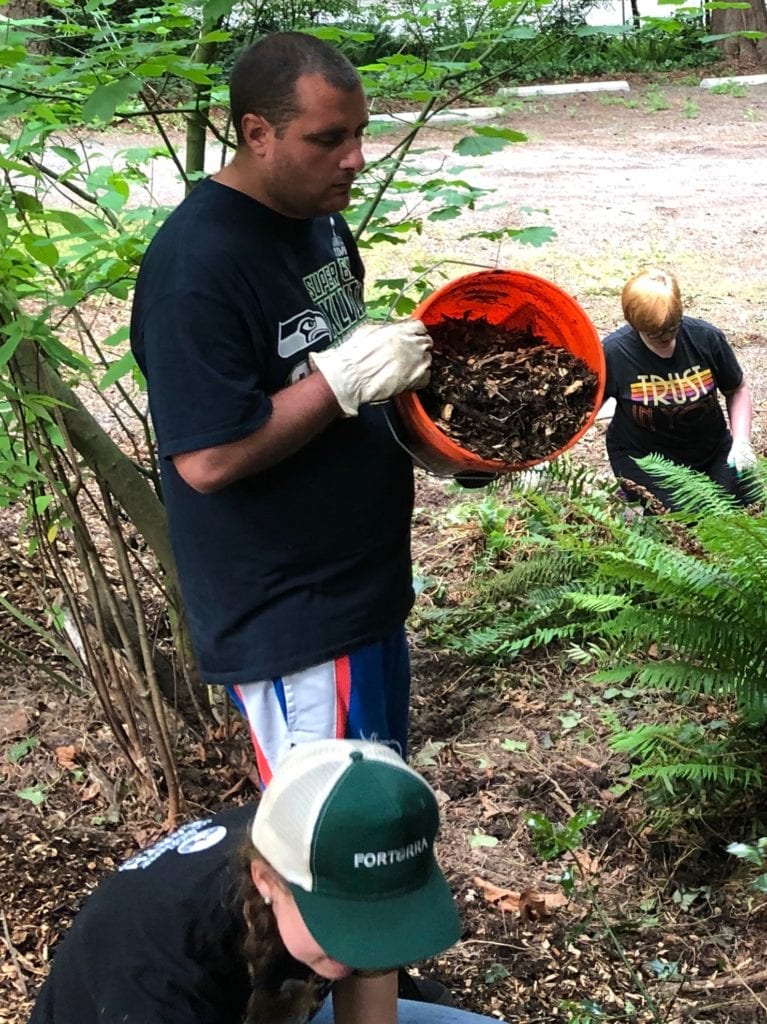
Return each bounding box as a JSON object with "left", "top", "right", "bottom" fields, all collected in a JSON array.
[{"left": 227, "top": 626, "right": 410, "bottom": 786}]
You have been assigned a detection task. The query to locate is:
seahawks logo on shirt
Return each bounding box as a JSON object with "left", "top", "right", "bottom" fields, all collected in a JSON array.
[{"left": 277, "top": 311, "right": 331, "bottom": 358}]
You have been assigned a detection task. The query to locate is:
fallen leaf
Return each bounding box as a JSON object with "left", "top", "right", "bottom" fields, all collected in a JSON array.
[
  {"left": 79, "top": 780, "right": 102, "bottom": 803},
  {"left": 0, "top": 707, "right": 30, "bottom": 741},
  {"left": 478, "top": 791, "right": 502, "bottom": 819},
  {"left": 519, "top": 887, "right": 569, "bottom": 922},
  {"left": 571, "top": 849, "right": 600, "bottom": 875},
  {"left": 473, "top": 875, "right": 521, "bottom": 914},
  {"left": 55, "top": 744, "right": 79, "bottom": 770}
]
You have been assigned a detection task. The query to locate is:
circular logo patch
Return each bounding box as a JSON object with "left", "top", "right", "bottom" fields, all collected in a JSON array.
[{"left": 177, "top": 825, "right": 227, "bottom": 855}]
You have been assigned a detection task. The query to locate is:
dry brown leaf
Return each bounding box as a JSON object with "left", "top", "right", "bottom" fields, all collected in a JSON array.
[
  {"left": 519, "top": 886, "right": 569, "bottom": 922},
  {"left": 571, "top": 849, "right": 600, "bottom": 875},
  {"left": 55, "top": 744, "right": 79, "bottom": 770},
  {"left": 478, "top": 791, "right": 502, "bottom": 819},
  {"left": 473, "top": 875, "right": 521, "bottom": 914},
  {"left": 0, "top": 707, "right": 30, "bottom": 741},
  {"left": 79, "top": 780, "right": 102, "bottom": 803}
]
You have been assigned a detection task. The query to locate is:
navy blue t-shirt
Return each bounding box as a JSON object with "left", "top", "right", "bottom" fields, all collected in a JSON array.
[
  {"left": 130, "top": 180, "right": 415, "bottom": 683},
  {"left": 603, "top": 316, "right": 742, "bottom": 468},
  {"left": 29, "top": 805, "right": 332, "bottom": 1024}
]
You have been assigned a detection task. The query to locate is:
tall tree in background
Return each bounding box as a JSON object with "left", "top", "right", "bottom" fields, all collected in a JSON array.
[
  {"left": 710, "top": 0, "right": 767, "bottom": 61},
  {"left": 5, "top": 0, "right": 49, "bottom": 52}
]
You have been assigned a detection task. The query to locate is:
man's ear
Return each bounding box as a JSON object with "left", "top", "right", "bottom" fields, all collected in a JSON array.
[{"left": 241, "top": 112, "right": 273, "bottom": 155}]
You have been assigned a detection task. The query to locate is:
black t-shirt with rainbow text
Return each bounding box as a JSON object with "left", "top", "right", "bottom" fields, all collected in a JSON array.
[{"left": 603, "top": 316, "right": 742, "bottom": 468}]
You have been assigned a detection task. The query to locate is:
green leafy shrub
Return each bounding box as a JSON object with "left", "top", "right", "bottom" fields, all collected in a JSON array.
[{"left": 423, "top": 456, "right": 767, "bottom": 815}]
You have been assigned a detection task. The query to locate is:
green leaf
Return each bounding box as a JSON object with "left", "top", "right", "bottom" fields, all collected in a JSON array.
[
  {"left": 453, "top": 132, "right": 523, "bottom": 157},
  {"left": 0, "top": 334, "right": 22, "bottom": 370},
  {"left": 202, "top": 0, "right": 238, "bottom": 20},
  {"left": 727, "top": 841, "right": 764, "bottom": 866},
  {"left": 559, "top": 711, "right": 583, "bottom": 731},
  {"left": 100, "top": 349, "right": 137, "bottom": 389},
  {"left": 467, "top": 225, "right": 557, "bottom": 247},
  {"left": 470, "top": 126, "right": 528, "bottom": 143},
  {"left": 484, "top": 964, "right": 511, "bottom": 985},
  {"left": 427, "top": 206, "right": 463, "bottom": 222},
  {"left": 469, "top": 829, "right": 499, "bottom": 848},
  {"left": 12, "top": 192, "right": 44, "bottom": 214},
  {"left": 0, "top": 47, "right": 27, "bottom": 68},
  {"left": 17, "top": 785, "right": 46, "bottom": 805},
  {"left": 82, "top": 76, "right": 141, "bottom": 123},
  {"left": 22, "top": 234, "right": 59, "bottom": 268},
  {"left": 34, "top": 494, "right": 54, "bottom": 514},
  {"left": 412, "top": 740, "right": 446, "bottom": 767},
  {"left": 102, "top": 325, "right": 130, "bottom": 348},
  {"left": 501, "top": 738, "right": 528, "bottom": 752},
  {"left": 199, "top": 29, "right": 232, "bottom": 42},
  {"left": 8, "top": 736, "right": 39, "bottom": 764},
  {"left": 47, "top": 210, "right": 100, "bottom": 240}
]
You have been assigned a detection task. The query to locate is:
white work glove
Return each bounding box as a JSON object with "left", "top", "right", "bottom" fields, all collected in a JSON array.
[
  {"left": 309, "top": 320, "right": 432, "bottom": 417},
  {"left": 727, "top": 437, "right": 757, "bottom": 476}
]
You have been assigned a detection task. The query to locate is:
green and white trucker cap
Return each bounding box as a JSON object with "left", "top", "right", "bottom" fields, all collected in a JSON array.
[{"left": 250, "top": 738, "right": 460, "bottom": 970}]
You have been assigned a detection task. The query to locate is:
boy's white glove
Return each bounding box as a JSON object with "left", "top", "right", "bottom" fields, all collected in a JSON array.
[
  {"left": 309, "top": 320, "right": 432, "bottom": 417},
  {"left": 727, "top": 437, "right": 757, "bottom": 475}
]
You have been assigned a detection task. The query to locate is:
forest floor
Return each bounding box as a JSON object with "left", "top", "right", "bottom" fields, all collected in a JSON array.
[{"left": 2, "top": 67, "right": 767, "bottom": 1024}]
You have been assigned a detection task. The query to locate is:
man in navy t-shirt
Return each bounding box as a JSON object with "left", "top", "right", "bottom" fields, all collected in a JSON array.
[{"left": 130, "top": 33, "right": 432, "bottom": 784}]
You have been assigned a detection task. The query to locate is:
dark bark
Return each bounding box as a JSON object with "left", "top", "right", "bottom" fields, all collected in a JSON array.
[
  {"left": 710, "top": 0, "right": 767, "bottom": 62},
  {"left": 185, "top": 37, "right": 221, "bottom": 194},
  {"left": 6, "top": 0, "right": 50, "bottom": 54}
]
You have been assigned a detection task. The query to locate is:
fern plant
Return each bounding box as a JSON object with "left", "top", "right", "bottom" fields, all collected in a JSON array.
[
  {"left": 424, "top": 453, "right": 767, "bottom": 811},
  {"left": 422, "top": 456, "right": 663, "bottom": 659}
]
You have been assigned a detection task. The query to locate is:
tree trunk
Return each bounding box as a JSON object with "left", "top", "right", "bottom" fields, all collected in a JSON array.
[
  {"left": 6, "top": 0, "right": 50, "bottom": 54},
  {"left": 184, "top": 36, "right": 220, "bottom": 193},
  {"left": 710, "top": 0, "right": 767, "bottom": 62}
]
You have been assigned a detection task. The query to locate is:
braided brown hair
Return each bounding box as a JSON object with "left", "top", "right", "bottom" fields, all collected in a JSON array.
[{"left": 236, "top": 839, "right": 327, "bottom": 1024}]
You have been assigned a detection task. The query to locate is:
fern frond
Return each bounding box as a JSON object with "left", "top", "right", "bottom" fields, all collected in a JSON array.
[
  {"left": 610, "top": 721, "right": 764, "bottom": 796},
  {"left": 635, "top": 454, "right": 743, "bottom": 518}
]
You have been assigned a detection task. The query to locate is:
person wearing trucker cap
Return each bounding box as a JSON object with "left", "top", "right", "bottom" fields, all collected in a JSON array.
[{"left": 29, "top": 740, "right": 503, "bottom": 1024}]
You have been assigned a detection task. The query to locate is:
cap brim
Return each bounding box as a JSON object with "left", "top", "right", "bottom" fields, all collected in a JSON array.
[{"left": 290, "top": 860, "right": 460, "bottom": 970}]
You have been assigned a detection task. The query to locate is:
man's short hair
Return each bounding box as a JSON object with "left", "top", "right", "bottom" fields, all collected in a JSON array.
[
  {"left": 230, "top": 32, "right": 362, "bottom": 145},
  {"left": 621, "top": 267, "right": 683, "bottom": 338}
]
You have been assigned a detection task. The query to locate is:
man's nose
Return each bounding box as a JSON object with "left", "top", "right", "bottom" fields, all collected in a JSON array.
[{"left": 340, "top": 140, "right": 365, "bottom": 174}]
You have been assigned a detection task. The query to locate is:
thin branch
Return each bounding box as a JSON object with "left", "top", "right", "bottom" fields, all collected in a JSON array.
[{"left": 0, "top": 906, "right": 28, "bottom": 1000}]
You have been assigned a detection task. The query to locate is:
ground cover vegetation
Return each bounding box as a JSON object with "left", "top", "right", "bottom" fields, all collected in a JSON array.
[{"left": 1, "top": 0, "right": 767, "bottom": 1021}]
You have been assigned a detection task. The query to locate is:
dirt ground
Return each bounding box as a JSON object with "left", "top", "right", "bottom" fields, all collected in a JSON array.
[{"left": 2, "top": 70, "right": 767, "bottom": 1024}]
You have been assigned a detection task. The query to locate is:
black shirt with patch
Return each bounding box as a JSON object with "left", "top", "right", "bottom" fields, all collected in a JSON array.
[
  {"left": 30, "top": 805, "right": 331, "bottom": 1024},
  {"left": 130, "top": 179, "right": 415, "bottom": 684}
]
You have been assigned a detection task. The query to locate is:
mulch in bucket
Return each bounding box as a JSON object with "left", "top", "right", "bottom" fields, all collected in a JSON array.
[
  {"left": 419, "top": 314, "right": 600, "bottom": 465},
  {"left": 394, "top": 269, "right": 606, "bottom": 475}
]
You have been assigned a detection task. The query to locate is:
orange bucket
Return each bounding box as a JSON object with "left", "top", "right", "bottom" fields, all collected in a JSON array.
[{"left": 394, "top": 269, "right": 605, "bottom": 475}]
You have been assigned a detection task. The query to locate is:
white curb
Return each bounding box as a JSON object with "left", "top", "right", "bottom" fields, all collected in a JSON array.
[
  {"left": 498, "top": 80, "right": 630, "bottom": 98},
  {"left": 699, "top": 73, "right": 767, "bottom": 89},
  {"left": 370, "top": 106, "right": 505, "bottom": 125}
]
